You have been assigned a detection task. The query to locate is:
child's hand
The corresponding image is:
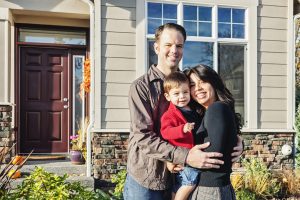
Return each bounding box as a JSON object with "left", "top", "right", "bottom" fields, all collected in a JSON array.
[
  {"left": 183, "top": 122, "right": 195, "bottom": 133},
  {"left": 166, "top": 162, "right": 184, "bottom": 173}
]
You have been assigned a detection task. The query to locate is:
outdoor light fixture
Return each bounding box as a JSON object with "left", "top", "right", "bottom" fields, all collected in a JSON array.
[{"left": 281, "top": 144, "right": 293, "bottom": 156}]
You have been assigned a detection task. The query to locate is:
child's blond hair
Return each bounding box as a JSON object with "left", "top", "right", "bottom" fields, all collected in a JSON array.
[{"left": 164, "top": 72, "right": 189, "bottom": 94}]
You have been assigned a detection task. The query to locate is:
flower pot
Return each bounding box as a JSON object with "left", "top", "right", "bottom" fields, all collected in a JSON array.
[{"left": 69, "top": 150, "right": 85, "bottom": 165}]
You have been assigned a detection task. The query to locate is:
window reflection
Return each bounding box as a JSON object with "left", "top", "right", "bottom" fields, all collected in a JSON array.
[
  {"left": 184, "top": 5, "right": 197, "bottom": 20},
  {"left": 218, "top": 8, "right": 231, "bottom": 22},
  {"left": 19, "top": 28, "right": 86, "bottom": 45},
  {"left": 218, "top": 44, "right": 245, "bottom": 124},
  {"left": 183, "top": 41, "right": 213, "bottom": 69},
  {"left": 147, "top": 2, "right": 177, "bottom": 34},
  {"left": 218, "top": 8, "right": 245, "bottom": 38},
  {"left": 233, "top": 9, "right": 245, "bottom": 23},
  {"left": 148, "top": 40, "right": 157, "bottom": 67},
  {"left": 199, "top": 22, "right": 212, "bottom": 37},
  {"left": 184, "top": 6, "right": 212, "bottom": 37},
  {"left": 199, "top": 6, "right": 212, "bottom": 21},
  {"left": 73, "top": 55, "right": 85, "bottom": 134},
  {"left": 148, "top": 2, "right": 162, "bottom": 18},
  {"left": 164, "top": 4, "right": 177, "bottom": 19},
  {"left": 185, "top": 21, "right": 197, "bottom": 36}
]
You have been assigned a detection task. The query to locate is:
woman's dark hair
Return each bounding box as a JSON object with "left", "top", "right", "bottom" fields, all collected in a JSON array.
[{"left": 184, "top": 64, "right": 242, "bottom": 134}]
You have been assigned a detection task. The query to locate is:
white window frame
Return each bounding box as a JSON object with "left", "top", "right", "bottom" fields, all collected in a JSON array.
[{"left": 136, "top": 0, "right": 258, "bottom": 130}]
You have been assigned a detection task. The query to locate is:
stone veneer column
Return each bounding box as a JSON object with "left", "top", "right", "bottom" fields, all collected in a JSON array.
[
  {"left": 92, "top": 132, "right": 128, "bottom": 182},
  {"left": 233, "top": 133, "right": 295, "bottom": 170},
  {"left": 0, "top": 104, "right": 13, "bottom": 162}
]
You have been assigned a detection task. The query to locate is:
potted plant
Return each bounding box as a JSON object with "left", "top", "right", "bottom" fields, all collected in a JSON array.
[{"left": 70, "top": 134, "right": 86, "bottom": 165}]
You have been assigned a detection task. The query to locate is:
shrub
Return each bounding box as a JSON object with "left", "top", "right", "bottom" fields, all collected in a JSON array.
[
  {"left": 295, "top": 103, "right": 300, "bottom": 168},
  {"left": 110, "top": 170, "right": 126, "bottom": 199},
  {"left": 274, "top": 169, "right": 300, "bottom": 197},
  {"left": 235, "top": 189, "right": 257, "bottom": 200},
  {"left": 231, "top": 158, "right": 281, "bottom": 199},
  {"left": 4, "top": 167, "right": 112, "bottom": 200}
]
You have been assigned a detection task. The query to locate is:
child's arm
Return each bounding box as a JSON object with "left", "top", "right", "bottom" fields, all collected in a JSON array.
[{"left": 161, "top": 115, "right": 191, "bottom": 140}]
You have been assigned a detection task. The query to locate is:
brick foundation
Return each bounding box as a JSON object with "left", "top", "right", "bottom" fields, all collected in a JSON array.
[
  {"left": 0, "top": 104, "right": 14, "bottom": 163},
  {"left": 92, "top": 132, "right": 295, "bottom": 184}
]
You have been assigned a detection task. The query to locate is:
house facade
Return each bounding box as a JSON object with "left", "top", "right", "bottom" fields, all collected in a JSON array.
[{"left": 0, "top": 0, "right": 297, "bottom": 182}]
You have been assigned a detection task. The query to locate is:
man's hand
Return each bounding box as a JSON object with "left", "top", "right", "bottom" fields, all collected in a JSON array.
[
  {"left": 186, "top": 142, "right": 224, "bottom": 169},
  {"left": 166, "top": 162, "right": 184, "bottom": 173},
  {"left": 231, "top": 135, "right": 244, "bottom": 162},
  {"left": 183, "top": 122, "right": 195, "bottom": 133}
]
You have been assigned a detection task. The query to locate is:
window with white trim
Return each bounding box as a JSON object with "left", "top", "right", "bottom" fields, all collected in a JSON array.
[
  {"left": 138, "top": 0, "right": 258, "bottom": 129},
  {"left": 145, "top": 1, "right": 253, "bottom": 126}
]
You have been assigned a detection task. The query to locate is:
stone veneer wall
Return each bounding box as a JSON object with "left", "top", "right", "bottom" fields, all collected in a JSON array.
[
  {"left": 0, "top": 105, "right": 13, "bottom": 162},
  {"left": 92, "top": 132, "right": 295, "bottom": 186},
  {"left": 92, "top": 132, "right": 128, "bottom": 182},
  {"left": 233, "top": 133, "right": 294, "bottom": 170}
]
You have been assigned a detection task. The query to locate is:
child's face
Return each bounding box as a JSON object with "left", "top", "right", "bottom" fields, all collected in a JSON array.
[{"left": 165, "top": 82, "right": 190, "bottom": 107}]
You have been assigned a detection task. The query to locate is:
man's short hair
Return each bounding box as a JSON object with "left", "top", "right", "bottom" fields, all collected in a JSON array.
[
  {"left": 155, "top": 23, "right": 187, "bottom": 43},
  {"left": 164, "top": 72, "right": 189, "bottom": 94}
]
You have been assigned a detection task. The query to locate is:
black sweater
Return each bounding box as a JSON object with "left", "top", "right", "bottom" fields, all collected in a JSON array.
[{"left": 196, "top": 102, "right": 237, "bottom": 187}]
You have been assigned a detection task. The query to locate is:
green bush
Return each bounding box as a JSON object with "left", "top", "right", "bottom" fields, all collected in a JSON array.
[
  {"left": 3, "top": 167, "right": 112, "bottom": 200},
  {"left": 110, "top": 170, "right": 126, "bottom": 199},
  {"left": 295, "top": 103, "right": 300, "bottom": 168},
  {"left": 236, "top": 189, "right": 257, "bottom": 200},
  {"left": 232, "top": 158, "right": 281, "bottom": 199}
]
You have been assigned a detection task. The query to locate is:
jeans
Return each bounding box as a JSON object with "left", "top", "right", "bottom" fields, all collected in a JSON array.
[
  {"left": 123, "top": 174, "right": 165, "bottom": 200},
  {"left": 173, "top": 166, "right": 200, "bottom": 193}
]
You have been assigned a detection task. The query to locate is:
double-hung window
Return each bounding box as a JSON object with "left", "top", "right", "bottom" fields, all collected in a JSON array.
[{"left": 137, "top": 0, "right": 258, "bottom": 129}]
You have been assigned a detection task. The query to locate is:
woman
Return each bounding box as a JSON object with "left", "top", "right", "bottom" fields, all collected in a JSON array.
[{"left": 184, "top": 64, "right": 242, "bottom": 200}]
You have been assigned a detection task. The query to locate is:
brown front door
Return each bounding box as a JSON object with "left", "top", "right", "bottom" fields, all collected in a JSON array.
[{"left": 20, "top": 47, "right": 70, "bottom": 153}]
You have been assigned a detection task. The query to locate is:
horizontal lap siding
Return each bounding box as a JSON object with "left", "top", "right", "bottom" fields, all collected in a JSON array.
[
  {"left": 101, "top": 1, "right": 136, "bottom": 129},
  {"left": 257, "top": 1, "right": 288, "bottom": 129}
]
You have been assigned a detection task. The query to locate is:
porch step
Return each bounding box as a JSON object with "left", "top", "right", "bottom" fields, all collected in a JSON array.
[
  {"left": 9, "top": 159, "right": 94, "bottom": 189},
  {"left": 21, "top": 159, "right": 86, "bottom": 176}
]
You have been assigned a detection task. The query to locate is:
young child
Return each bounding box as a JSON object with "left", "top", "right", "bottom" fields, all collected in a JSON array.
[{"left": 160, "top": 72, "right": 201, "bottom": 200}]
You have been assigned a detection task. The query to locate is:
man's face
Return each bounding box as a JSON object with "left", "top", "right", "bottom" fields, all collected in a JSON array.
[{"left": 154, "top": 28, "right": 184, "bottom": 70}]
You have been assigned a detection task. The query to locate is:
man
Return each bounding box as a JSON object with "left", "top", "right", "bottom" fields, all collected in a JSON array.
[{"left": 124, "top": 23, "right": 243, "bottom": 200}]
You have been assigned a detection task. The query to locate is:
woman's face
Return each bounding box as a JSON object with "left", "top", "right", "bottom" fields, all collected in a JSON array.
[{"left": 189, "top": 72, "right": 216, "bottom": 109}]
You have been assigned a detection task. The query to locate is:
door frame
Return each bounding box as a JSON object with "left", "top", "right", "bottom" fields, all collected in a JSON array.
[{"left": 15, "top": 24, "right": 88, "bottom": 154}]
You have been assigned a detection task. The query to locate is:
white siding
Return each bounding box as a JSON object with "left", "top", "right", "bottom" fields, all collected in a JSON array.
[
  {"left": 259, "top": 64, "right": 286, "bottom": 76},
  {"left": 101, "top": 1, "right": 136, "bottom": 129},
  {"left": 101, "top": 83, "right": 130, "bottom": 96},
  {"left": 101, "top": 70, "right": 135, "bottom": 83},
  {"left": 102, "top": 57, "right": 135, "bottom": 70},
  {"left": 257, "top": 0, "right": 288, "bottom": 129},
  {"left": 0, "top": 22, "right": 6, "bottom": 102}
]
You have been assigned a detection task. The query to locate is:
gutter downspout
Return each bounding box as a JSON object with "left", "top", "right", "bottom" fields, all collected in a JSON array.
[
  {"left": 294, "top": 14, "right": 300, "bottom": 168},
  {"left": 82, "top": 0, "right": 95, "bottom": 177}
]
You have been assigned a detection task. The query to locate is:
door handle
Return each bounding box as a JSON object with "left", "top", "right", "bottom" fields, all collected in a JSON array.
[
  {"left": 63, "top": 105, "right": 69, "bottom": 109},
  {"left": 63, "top": 98, "right": 68, "bottom": 102}
]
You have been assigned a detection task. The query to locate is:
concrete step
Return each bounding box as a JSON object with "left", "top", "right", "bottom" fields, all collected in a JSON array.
[{"left": 21, "top": 159, "right": 86, "bottom": 176}]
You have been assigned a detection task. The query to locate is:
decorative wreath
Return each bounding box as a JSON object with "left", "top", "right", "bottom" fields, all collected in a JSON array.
[{"left": 81, "top": 58, "right": 90, "bottom": 93}]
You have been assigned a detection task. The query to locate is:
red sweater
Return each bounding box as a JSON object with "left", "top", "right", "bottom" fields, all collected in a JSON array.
[{"left": 160, "top": 103, "right": 194, "bottom": 149}]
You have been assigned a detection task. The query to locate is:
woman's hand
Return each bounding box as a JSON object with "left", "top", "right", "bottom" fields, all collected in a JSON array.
[
  {"left": 166, "top": 162, "right": 184, "bottom": 173},
  {"left": 231, "top": 135, "right": 244, "bottom": 162},
  {"left": 186, "top": 142, "right": 224, "bottom": 169}
]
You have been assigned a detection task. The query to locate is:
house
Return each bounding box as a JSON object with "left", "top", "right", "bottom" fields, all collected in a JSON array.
[{"left": 0, "top": 0, "right": 297, "bottom": 184}]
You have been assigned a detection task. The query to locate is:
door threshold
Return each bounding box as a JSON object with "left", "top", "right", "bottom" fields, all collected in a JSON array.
[{"left": 19, "top": 154, "right": 68, "bottom": 161}]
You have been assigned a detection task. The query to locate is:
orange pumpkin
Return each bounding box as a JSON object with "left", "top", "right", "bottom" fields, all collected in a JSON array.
[
  {"left": 12, "top": 155, "right": 24, "bottom": 165},
  {"left": 7, "top": 169, "right": 21, "bottom": 179}
]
